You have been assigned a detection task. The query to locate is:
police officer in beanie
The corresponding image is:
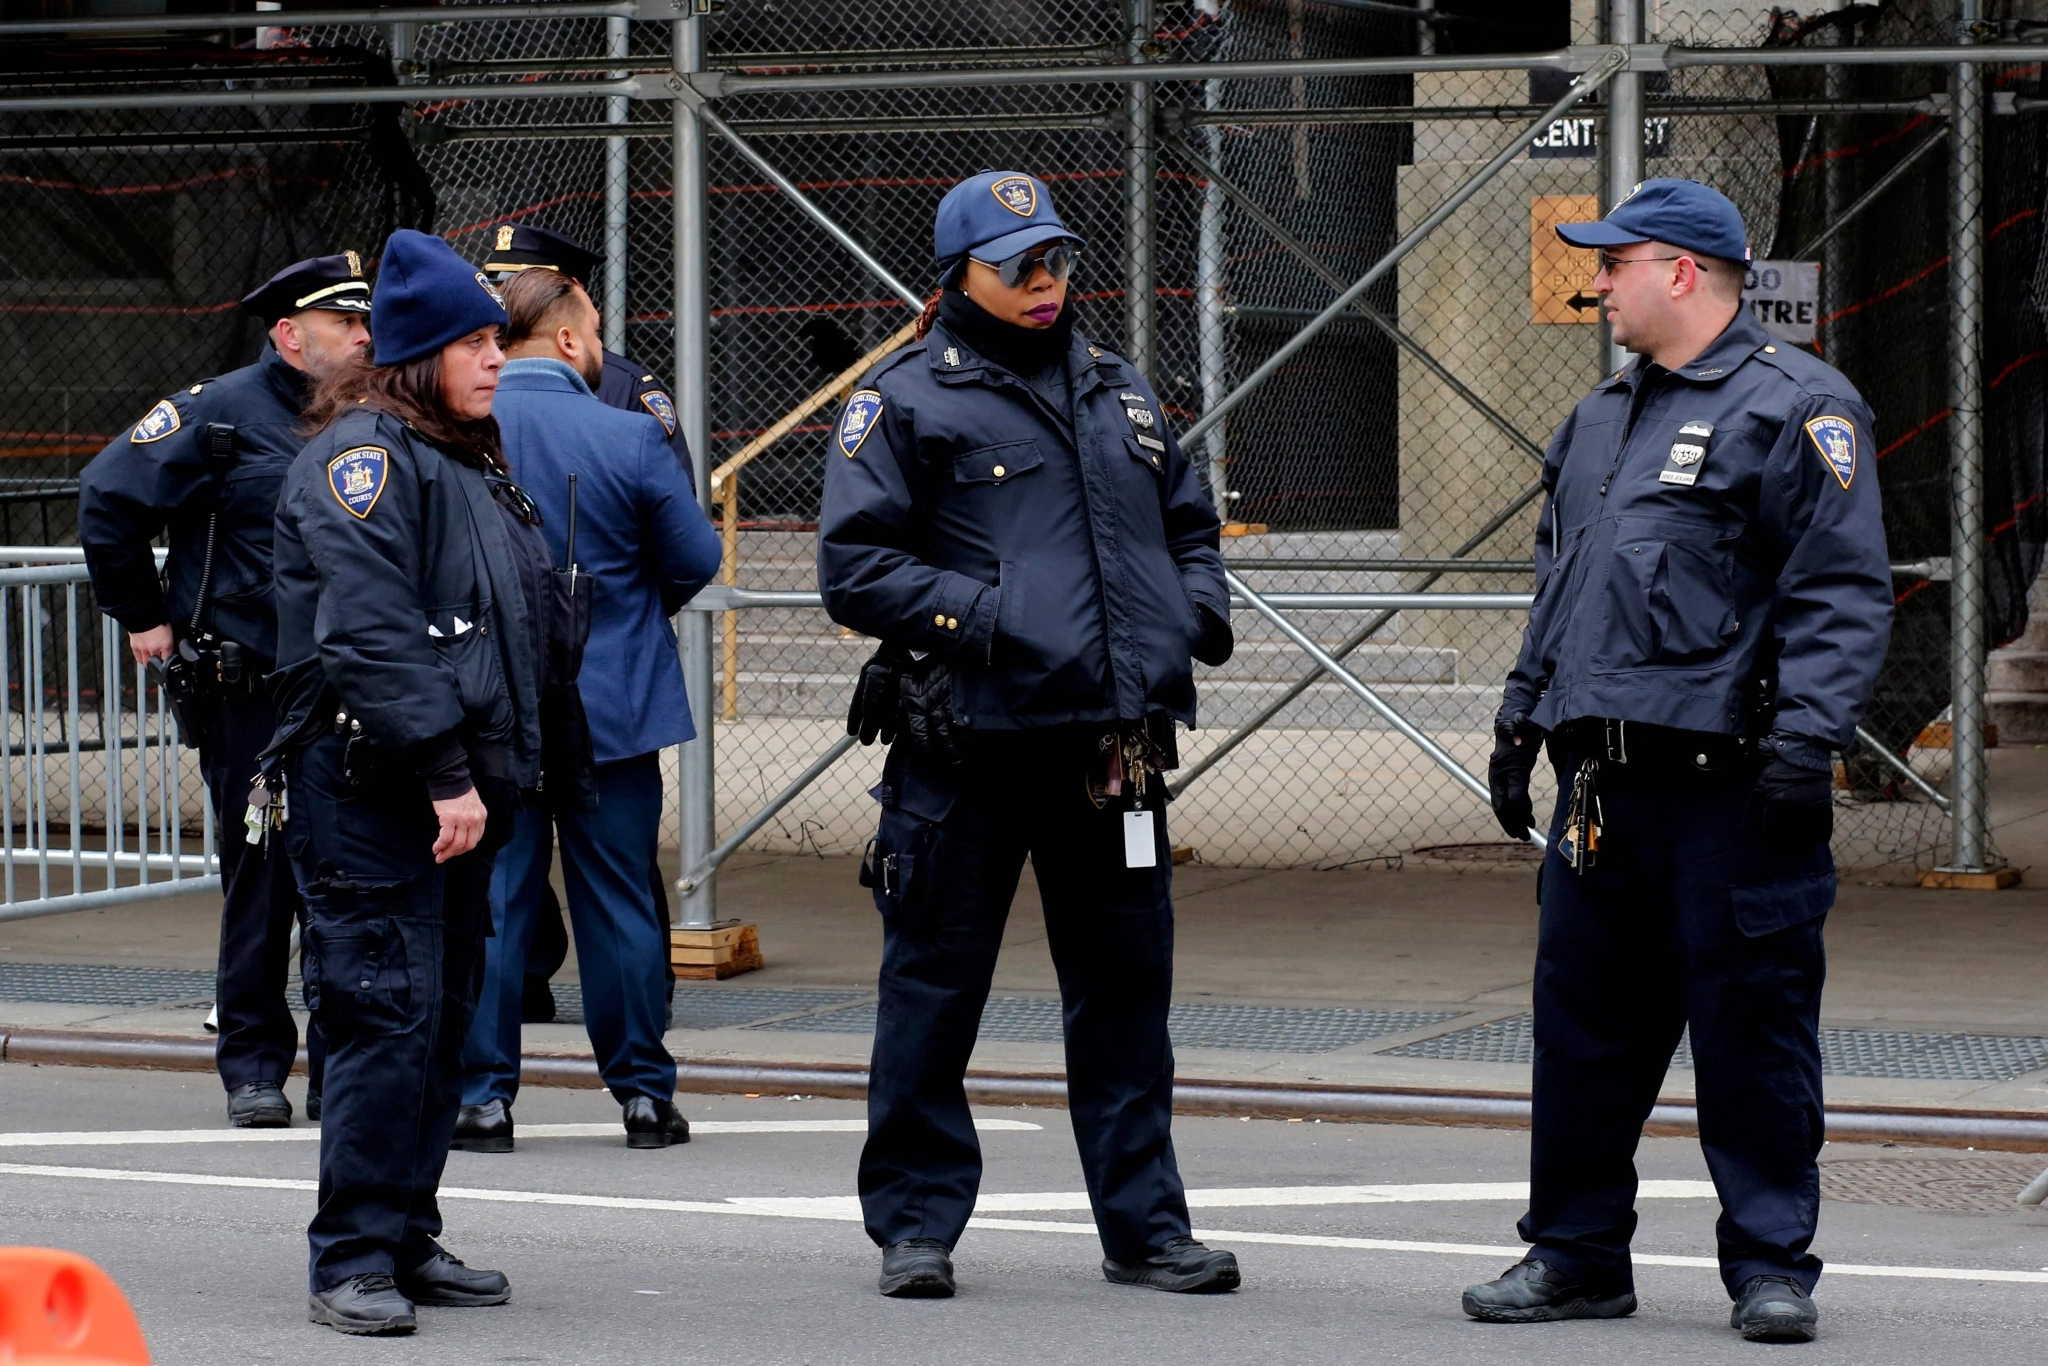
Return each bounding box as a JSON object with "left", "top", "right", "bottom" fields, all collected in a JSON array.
[
  {"left": 268, "top": 229, "right": 545, "bottom": 1334},
  {"left": 819, "top": 171, "right": 1239, "bottom": 1299},
  {"left": 1469, "top": 180, "right": 1891, "bottom": 1343},
  {"left": 78, "top": 253, "right": 369, "bottom": 1129}
]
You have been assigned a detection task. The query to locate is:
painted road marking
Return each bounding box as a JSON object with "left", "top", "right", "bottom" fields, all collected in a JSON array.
[
  {"left": 4, "top": 1161, "right": 2044, "bottom": 1285},
  {"left": 0, "top": 1118, "right": 1041, "bottom": 1148}
]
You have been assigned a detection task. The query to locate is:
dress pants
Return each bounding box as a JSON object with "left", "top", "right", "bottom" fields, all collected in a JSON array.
[
  {"left": 198, "top": 684, "right": 323, "bottom": 1092},
  {"left": 288, "top": 729, "right": 509, "bottom": 1291},
  {"left": 462, "top": 752, "right": 675, "bottom": 1107},
  {"left": 858, "top": 740, "right": 1190, "bottom": 1263},
  {"left": 1522, "top": 746, "right": 1833, "bottom": 1297}
]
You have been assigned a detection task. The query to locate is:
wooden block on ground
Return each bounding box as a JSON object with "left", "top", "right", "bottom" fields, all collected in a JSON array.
[
  {"left": 1914, "top": 721, "right": 2000, "bottom": 749},
  {"left": 1170, "top": 845, "right": 1196, "bottom": 865},
  {"left": 1917, "top": 867, "right": 2023, "bottom": 891},
  {"left": 1219, "top": 522, "right": 1269, "bottom": 537},
  {"left": 670, "top": 922, "right": 763, "bottom": 979}
]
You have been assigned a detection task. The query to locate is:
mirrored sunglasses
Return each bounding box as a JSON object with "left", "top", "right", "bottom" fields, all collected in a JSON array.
[{"left": 975, "top": 240, "right": 1079, "bottom": 289}]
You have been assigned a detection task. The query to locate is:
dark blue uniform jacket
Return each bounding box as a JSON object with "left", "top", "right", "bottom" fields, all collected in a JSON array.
[
  {"left": 269, "top": 409, "right": 543, "bottom": 790},
  {"left": 817, "top": 319, "right": 1227, "bottom": 730},
  {"left": 494, "top": 358, "right": 722, "bottom": 764},
  {"left": 1502, "top": 310, "right": 1893, "bottom": 769},
  {"left": 595, "top": 349, "right": 690, "bottom": 472},
  {"left": 78, "top": 347, "right": 310, "bottom": 662}
]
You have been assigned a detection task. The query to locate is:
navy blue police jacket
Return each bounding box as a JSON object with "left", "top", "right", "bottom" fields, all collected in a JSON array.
[
  {"left": 1501, "top": 309, "right": 1893, "bottom": 770},
  {"left": 596, "top": 349, "right": 691, "bottom": 474},
  {"left": 78, "top": 347, "right": 311, "bottom": 663},
  {"left": 268, "top": 407, "right": 543, "bottom": 790},
  {"left": 817, "top": 319, "right": 1227, "bottom": 730}
]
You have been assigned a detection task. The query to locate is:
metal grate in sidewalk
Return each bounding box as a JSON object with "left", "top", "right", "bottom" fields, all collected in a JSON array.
[
  {"left": 0, "top": 962, "right": 214, "bottom": 1008},
  {"left": 1381, "top": 1014, "right": 2048, "bottom": 1082}
]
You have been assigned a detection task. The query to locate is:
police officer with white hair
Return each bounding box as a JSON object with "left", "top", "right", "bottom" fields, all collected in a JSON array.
[{"left": 1471, "top": 180, "right": 1892, "bottom": 1344}]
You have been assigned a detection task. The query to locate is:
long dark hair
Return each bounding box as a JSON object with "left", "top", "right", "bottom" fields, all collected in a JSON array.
[{"left": 303, "top": 348, "right": 506, "bottom": 475}]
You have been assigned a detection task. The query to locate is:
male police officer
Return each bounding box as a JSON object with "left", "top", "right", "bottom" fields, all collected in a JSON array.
[
  {"left": 78, "top": 253, "right": 370, "bottom": 1127},
  {"left": 1471, "top": 180, "right": 1891, "bottom": 1343}
]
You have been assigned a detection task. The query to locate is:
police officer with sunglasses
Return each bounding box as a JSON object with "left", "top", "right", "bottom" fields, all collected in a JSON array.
[{"left": 819, "top": 170, "right": 1238, "bottom": 1300}]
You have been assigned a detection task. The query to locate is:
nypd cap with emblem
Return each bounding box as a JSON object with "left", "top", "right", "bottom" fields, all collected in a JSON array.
[
  {"left": 239, "top": 252, "right": 372, "bottom": 326},
  {"left": 1553, "top": 177, "right": 1751, "bottom": 264},
  {"left": 482, "top": 223, "right": 602, "bottom": 286},
  {"left": 932, "top": 170, "right": 1085, "bottom": 273},
  {"left": 370, "top": 228, "right": 509, "bottom": 367}
]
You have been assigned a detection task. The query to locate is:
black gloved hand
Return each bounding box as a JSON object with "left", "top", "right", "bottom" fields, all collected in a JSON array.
[
  {"left": 1747, "top": 756, "right": 1834, "bottom": 853},
  {"left": 1193, "top": 602, "right": 1234, "bottom": 667},
  {"left": 846, "top": 647, "right": 901, "bottom": 746},
  {"left": 896, "top": 654, "right": 963, "bottom": 766},
  {"left": 1488, "top": 716, "right": 1545, "bottom": 841}
]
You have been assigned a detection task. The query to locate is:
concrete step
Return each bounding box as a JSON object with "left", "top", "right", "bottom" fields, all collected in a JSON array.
[
  {"left": 1987, "top": 691, "right": 2048, "bottom": 744},
  {"left": 1988, "top": 649, "right": 2048, "bottom": 693}
]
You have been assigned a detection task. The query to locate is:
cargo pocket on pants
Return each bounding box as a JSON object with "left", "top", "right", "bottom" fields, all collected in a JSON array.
[
  {"left": 1729, "top": 870, "right": 1836, "bottom": 938},
  {"left": 860, "top": 806, "right": 944, "bottom": 929},
  {"left": 305, "top": 916, "right": 425, "bottom": 1038}
]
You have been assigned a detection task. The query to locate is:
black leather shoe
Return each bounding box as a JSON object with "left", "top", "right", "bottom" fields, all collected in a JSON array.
[
  {"left": 450, "top": 1099, "right": 514, "bottom": 1153},
  {"left": 879, "top": 1239, "right": 955, "bottom": 1298},
  {"left": 396, "top": 1251, "right": 511, "bottom": 1307},
  {"left": 1462, "top": 1258, "right": 1637, "bottom": 1323},
  {"left": 226, "top": 1080, "right": 291, "bottom": 1129},
  {"left": 305, "top": 1086, "right": 322, "bottom": 1122},
  {"left": 1102, "top": 1236, "right": 1241, "bottom": 1293},
  {"left": 622, "top": 1096, "right": 690, "bottom": 1149},
  {"left": 308, "top": 1273, "right": 416, "bottom": 1335},
  {"left": 1731, "top": 1275, "right": 1818, "bottom": 1343}
]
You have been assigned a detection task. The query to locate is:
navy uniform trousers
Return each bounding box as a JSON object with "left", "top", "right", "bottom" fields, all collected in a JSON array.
[
  {"left": 463, "top": 752, "right": 676, "bottom": 1108},
  {"left": 199, "top": 684, "right": 322, "bottom": 1093},
  {"left": 1524, "top": 744, "right": 1833, "bottom": 1297},
  {"left": 289, "top": 729, "right": 509, "bottom": 1290},
  {"left": 859, "top": 741, "right": 1191, "bottom": 1262}
]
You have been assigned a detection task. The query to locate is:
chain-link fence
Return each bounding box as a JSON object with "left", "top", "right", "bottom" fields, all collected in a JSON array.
[{"left": 7, "top": 0, "right": 2040, "bottom": 900}]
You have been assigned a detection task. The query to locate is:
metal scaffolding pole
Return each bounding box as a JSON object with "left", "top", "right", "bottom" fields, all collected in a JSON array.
[
  {"left": 604, "top": 15, "right": 630, "bottom": 353},
  {"left": 1946, "top": 5, "right": 1990, "bottom": 873},
  {"left": 673, "top": 16, "right": 718, "bottom": 927},
  {"left": 1125, "top": 0, "right": 1157, "bottom": 372},
  {"left": 1196, "top": 76, "right": 1230, "bottom": 517},
  {"left": 1604, "top": 0, "right": 1643, "bottom": 375}
]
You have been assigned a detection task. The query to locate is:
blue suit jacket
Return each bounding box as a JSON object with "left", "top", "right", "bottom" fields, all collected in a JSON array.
[{"left": 494, "top": 358, "right": 721, "bottom": 763}]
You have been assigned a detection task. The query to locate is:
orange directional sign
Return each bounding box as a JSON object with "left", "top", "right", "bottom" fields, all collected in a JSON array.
[{"left": 1531, "top": 194, "right": 1601, "bottom": 326}]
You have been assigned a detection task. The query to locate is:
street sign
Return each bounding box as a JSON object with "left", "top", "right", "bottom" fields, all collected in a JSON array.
[
  {"left": 1527, "top": 70, "right": 1671, "bottom": 160},
  {"left": 1743, "top": 260, "right": 1819, "bottom": 344},
  {"left": 1530, "top": 194, "right": 1601, "bottom": 325}
]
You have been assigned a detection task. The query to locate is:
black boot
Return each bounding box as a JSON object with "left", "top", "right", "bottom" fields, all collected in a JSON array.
[
  {"left": 450, "top": 1099, "right": 514, "bottom": 1153},
  {"left": 305, "top": 1085, "right": 321, "bottom": 1122},
  {"left": 308, "top": 1273, "right": 415, "bottom": 1335},
  {"left": 1462, "top": 1258, "right": 1636, "bottom": 1323},
  {"left": 396, "top": 1251, "right": 511, "bottom": 1308},
  {"left": 1731, "top": 1275, "right": 1818, "bottom": 1343},
  {"left": 1102, "top": 1236, "right": 1240, "bottom": 1293},
  {"left": 622, "top": 1096, "right": 690, "bottom": 1149},
  {"left": 226, "top": 1081, "right": 292, "bottom": 1129},
  {"left": 879, "top": 1239, "right": 954, "bottom": 1298}
]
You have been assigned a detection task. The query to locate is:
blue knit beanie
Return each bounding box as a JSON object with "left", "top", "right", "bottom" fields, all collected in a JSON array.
[{"left": 371, "top": 229, "right": 509, "bottom": 367}]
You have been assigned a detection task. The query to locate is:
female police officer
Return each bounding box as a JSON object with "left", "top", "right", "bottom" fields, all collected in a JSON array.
[
  {"left": 819, "top": 171, "right": 1238, "bottom": 1299},
  {"left": 267, "top": 229, "right": 550, "bottom": 1335}
]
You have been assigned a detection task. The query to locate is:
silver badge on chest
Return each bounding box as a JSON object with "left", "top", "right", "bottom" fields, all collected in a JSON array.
[{"left": 1658, "top": 420, "right": 1714, "bottom": 487}]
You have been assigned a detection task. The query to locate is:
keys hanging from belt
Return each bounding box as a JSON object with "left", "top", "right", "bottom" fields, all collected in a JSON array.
[
  {"left": 243, "top": 772, "right": 288, "bottom": 852},
  {"left": 1557, "top": 758, "right": 1603, "bottom": 873}
]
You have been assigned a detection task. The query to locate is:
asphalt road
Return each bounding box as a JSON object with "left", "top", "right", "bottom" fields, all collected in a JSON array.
[{"left": 2, "top": 1063, "right": 2046, "bottom": 1364}]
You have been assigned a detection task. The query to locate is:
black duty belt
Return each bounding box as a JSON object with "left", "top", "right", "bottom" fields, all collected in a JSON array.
[{"left": 1551, "top": 717, "right": 1750, "bottom": 774}]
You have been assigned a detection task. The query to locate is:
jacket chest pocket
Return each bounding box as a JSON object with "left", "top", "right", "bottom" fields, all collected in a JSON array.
[
  {"left": 952, "top": 440, "right": 1043, "bottom": 486},
  {"left": 427, "top": 600, "right": 513, "bottom": 739},
  {"left": 1598, "top": 529, "right": 1739, "bottom": 667}
]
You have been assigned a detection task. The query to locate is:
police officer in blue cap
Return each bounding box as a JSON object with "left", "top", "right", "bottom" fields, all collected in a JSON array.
[
  {"left": 78, "top": 252, "right": 369, "bottom": 1129},
  {"left": 1466, "top": 180, "right": 1892, "bottom": 1343},
  {"left": 268, "top": 229, "right": 544, "bottom": 1334},
  {"left": 819, "top": 171, "right": 1239, "bottom": 1299}
]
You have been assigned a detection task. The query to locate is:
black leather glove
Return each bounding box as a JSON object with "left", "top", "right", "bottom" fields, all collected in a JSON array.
[
  {"left": 896, "top": 654, "right": 963, "bottom": 766},
  {"left": 1193, "top": 601, "right": 1234, "bottom": 666},
  {"left": 1747, "top": 756, "right": 1834, "bottom": 853},
  {"left": 1488, "top": 715, "right": 1545, "bottom": 840},
  {"left": 846, "top": 647, "right": 901, "bottom": 747}
]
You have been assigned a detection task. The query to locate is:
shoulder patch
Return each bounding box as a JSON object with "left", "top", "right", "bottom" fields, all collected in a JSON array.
[
  {"left": 327, "top": 446, "right": 390, "bottom": 519},
  {"left": 1805, "top": 416, "right": 1857, "bottom": 489},
  {"left": 838, "top": 390, "right": 884, "bottom": 458},
  {"left": 639, "top": 389, "right": 677, "bottom": 434},
  {"left": 131, "top": 398, "right": 182, "bottom": 444}
]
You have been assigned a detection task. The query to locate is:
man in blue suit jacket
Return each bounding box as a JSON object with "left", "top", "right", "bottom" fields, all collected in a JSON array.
[{"left": 454, "top": 268, "right": 722, "bottom": 1151}]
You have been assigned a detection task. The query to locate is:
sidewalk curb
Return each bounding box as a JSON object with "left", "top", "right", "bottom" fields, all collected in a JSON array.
[{"left": 7, "top": 1024, "right": 2047, "bottom": 1152}]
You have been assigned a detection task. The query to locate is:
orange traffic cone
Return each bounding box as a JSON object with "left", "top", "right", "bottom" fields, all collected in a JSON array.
[{"left": 0, "top": 1247, "right": 150, "bottom": 1364}]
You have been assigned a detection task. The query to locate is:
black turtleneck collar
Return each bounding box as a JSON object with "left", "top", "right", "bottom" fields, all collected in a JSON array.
[
  {"left": 260, "top": 345, "right": 313, "bottom": 405},
  {"left": 937, "top": 289, "right": 1076, "bottom": 375}
]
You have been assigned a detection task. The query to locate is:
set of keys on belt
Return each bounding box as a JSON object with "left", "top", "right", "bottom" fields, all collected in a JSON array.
[
  {"left": 243, "top": 774, "right": 287, "bottom": 851},
  {"left": 1557, "top": 758, "right": 1602, "bottom": 872}
]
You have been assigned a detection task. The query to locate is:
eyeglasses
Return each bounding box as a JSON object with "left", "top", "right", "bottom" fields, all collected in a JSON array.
[
  {"left": 972, "top": 240, "right": 1079, "bottom": 289},
  {"left": 487, "top": 474, "right": 543, "bottom": 527},
  {"left": 1596, "top": 253, "right": 1703, "bottom": 274}
]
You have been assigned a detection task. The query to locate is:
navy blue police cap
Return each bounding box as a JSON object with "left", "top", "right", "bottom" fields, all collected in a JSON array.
[
  {"left": 370, "top": 229, "right": 510, "bottom": 368},
  {"left": 239, "top": 252, "right": 372, "bottom": 326},
  {"left": 482, "top": 223, "right": 602, "bottom": 286},
  {"left": 933, "top": 171, "right": 1085, "bottom": 271},
  {"left": 1555, "top": 178, "right": 1751, "bottom": 263}
]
